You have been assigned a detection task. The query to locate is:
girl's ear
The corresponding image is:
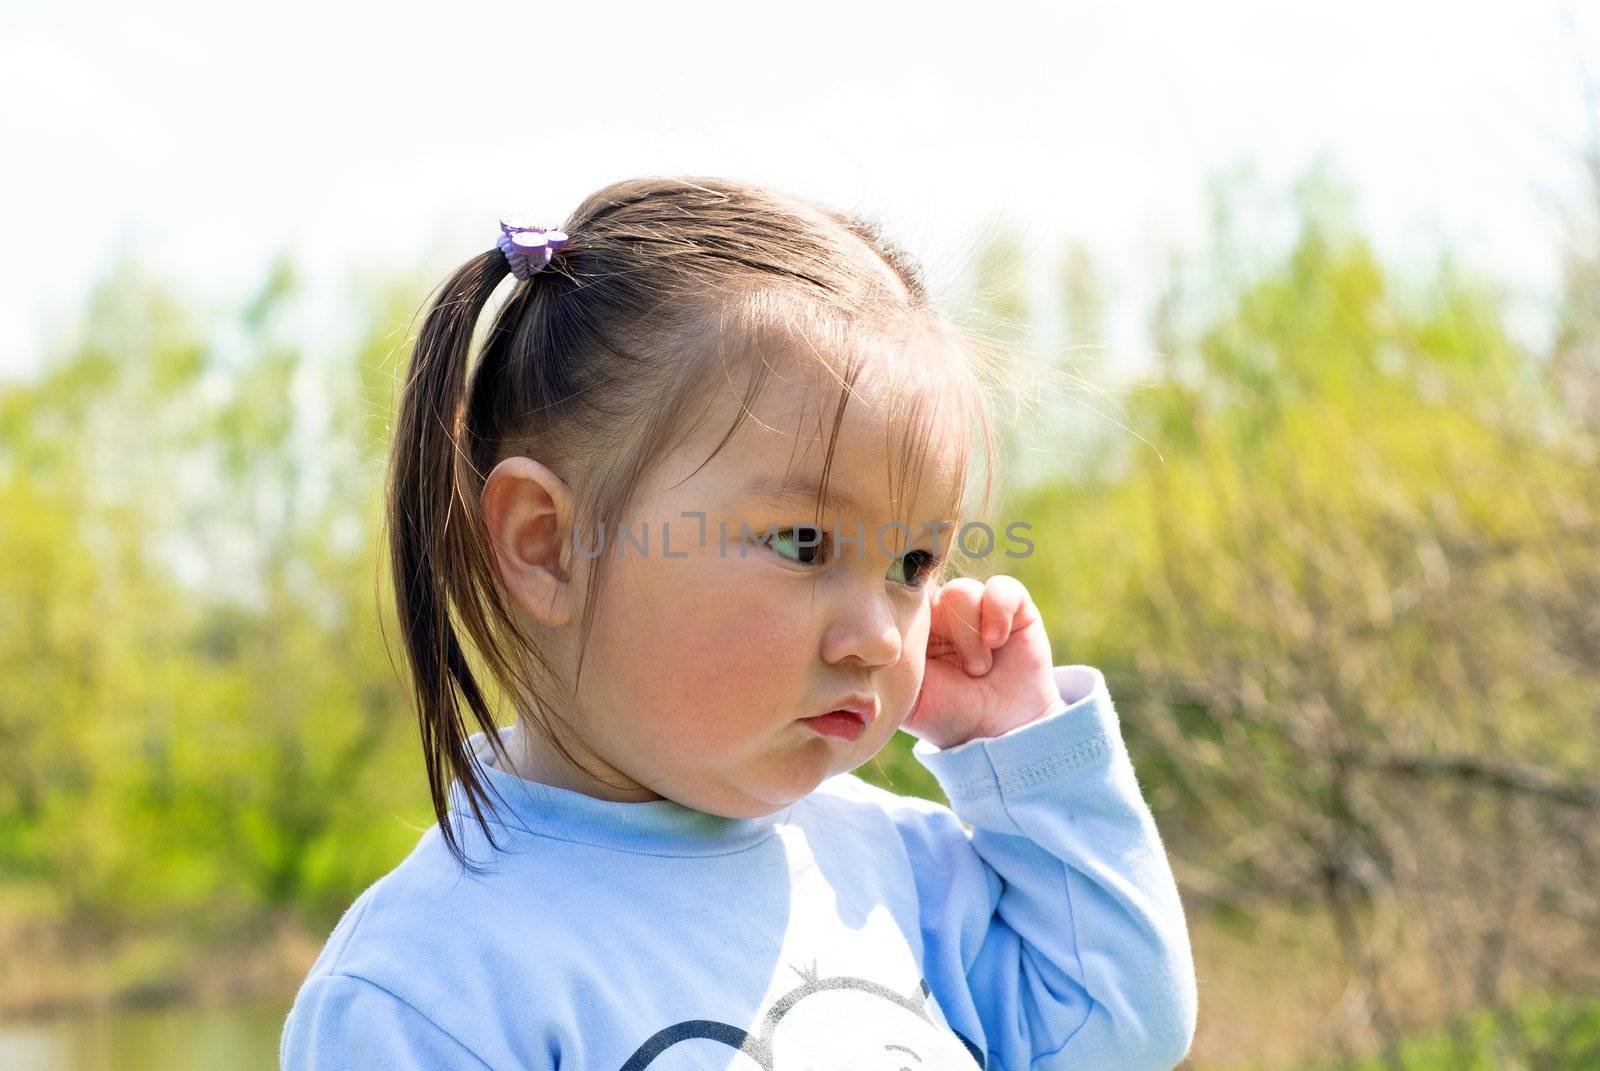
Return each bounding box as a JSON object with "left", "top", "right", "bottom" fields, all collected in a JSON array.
[{"left": 480, "top": 456, "right": 577, "bottom": 628}]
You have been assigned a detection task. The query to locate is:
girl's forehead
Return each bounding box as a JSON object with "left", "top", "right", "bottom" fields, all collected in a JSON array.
[
  {"left": 689, "top": 365, "right": 969, "bottom": 521},
  {"left": 737, "top": 329, "right": 957, "bottom": 429}
]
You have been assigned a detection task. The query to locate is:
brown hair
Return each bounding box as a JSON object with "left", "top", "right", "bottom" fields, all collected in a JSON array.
[{"left": 385, "top": 176, "right": 1007, "bottom": 867}]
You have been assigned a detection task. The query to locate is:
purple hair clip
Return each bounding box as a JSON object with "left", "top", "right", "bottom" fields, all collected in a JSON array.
[{"left": 497, "top": 214, "right": 570, "bottom": 281}]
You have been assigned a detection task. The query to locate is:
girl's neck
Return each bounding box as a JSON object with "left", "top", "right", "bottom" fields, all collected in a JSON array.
[{"left": 505, "top": 717, "right": 664, "bottom": 803}]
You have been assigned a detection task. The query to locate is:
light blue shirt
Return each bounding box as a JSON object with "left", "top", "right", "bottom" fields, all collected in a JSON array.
[{"left": 281, "top": 665, "right": 1197, "bottom": 1069}]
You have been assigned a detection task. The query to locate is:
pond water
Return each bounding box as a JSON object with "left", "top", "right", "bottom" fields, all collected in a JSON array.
[{"left": 0, "top": 999, "right": 287, "bottom": 1070}]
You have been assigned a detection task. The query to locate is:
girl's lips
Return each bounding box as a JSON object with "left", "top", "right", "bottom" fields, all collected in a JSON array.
[{"left": 800, "top": 711, "right": 866, "bottom": 742}]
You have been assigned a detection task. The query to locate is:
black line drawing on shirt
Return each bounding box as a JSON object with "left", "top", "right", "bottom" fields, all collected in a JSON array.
[{"left": 618, "top": 964, "right": 985, "bottom": 1069}]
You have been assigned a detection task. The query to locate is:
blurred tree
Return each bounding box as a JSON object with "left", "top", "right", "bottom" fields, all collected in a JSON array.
[
  {"left": 0, "top": 259, "right": 434, "bottom": 973},
  {"left": 1010, "top": 169, "right": 1600, "bottom": 1066}
]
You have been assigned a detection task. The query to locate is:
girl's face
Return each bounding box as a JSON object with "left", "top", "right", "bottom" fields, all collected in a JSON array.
[{"left": 525, "top": 358, "right": 963, "bottom": 817}]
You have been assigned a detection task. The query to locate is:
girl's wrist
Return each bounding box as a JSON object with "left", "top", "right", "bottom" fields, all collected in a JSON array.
[{"left": 931, "top": 691, "right": 1072, "bottom": 750}]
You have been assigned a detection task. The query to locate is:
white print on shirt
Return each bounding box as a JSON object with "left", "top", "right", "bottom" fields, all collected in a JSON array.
[{"left": 618, "top": 961, "right": 984, "bottom": 1070}]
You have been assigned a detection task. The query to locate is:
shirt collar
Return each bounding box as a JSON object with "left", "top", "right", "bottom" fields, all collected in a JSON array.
[{"left": 445, "top": 725, "right": 793, "bottom": 858}]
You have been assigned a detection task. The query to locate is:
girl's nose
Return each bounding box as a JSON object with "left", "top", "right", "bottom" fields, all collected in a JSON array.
[{"left": 819, "top": 587, "right": 903, "bottom": 669}]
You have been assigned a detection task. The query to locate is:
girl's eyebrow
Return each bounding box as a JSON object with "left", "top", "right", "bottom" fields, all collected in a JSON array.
[
  {"left": 739, "top": 473, "right": 961, "bottom": 535},
  {"left": 739, "top": 473, "right": 871, "bottom": 517}
]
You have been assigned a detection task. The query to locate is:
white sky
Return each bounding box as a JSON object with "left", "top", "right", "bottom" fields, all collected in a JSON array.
[{"left": 2, "top": 0, "right": 1597, "bottom": 381}]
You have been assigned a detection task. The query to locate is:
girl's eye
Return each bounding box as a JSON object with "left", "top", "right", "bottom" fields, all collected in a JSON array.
[
  {"left": 890, "top": 549, "right": 941, "bottom": 589},
  {"left": 761, "top": 528, "right": 941, "bottom": 587},
  {"left": 762, "top": 525, "right": 828, "bottom": 566}
]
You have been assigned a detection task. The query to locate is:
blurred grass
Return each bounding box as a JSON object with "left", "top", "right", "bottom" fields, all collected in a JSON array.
[{"left": 1325, "top": 997, "right": 1600, "bottom": 1070}]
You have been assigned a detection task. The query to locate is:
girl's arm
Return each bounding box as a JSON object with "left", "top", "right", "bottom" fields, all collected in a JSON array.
[
  {"left": 281, "top": 972, "right": 494, "bottom": 1070},
  {"left": 894, "top": 663, "right": 1198, "bottom": 1070}
]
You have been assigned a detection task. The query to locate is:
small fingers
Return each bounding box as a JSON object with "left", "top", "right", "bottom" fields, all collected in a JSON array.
[
  {"left": 980, "top": 575, "right": 1029, "bottom": 650},
  {"left": 932, "top": 577, "right": 989, "bottom": 674}
]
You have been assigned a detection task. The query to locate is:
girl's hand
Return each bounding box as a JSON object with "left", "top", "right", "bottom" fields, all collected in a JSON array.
[{"left": 900, "top": 575, "right": 1068, "bottom": 750}]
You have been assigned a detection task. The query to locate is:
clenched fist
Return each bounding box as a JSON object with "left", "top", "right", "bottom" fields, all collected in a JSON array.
[{"left": 900, "top": 575, "right": 1069, "bottom": 750}]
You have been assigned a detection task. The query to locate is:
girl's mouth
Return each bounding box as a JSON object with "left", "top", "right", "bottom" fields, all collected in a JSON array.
[{"left": 800, "top": 711, "right": 866, "bottom": 742}]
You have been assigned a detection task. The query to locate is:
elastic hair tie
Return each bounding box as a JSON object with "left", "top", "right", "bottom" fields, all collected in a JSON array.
[{"left": 496, "top": 214, "right": 570, "bottom": 281}]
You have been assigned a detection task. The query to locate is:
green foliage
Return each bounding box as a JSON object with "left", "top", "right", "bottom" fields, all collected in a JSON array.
[
  {"left": 995, "top": 173, "right": 1600, "bottom": 1062},
  {"left": 1003, "top": 175, "right": 1597, "bottom": 890},
  {"left": 0, "top": 263, "right": 434, "bottom": 939}
]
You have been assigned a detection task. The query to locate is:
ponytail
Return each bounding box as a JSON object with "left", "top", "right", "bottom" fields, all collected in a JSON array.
[{"left": 386, "top": 249, "right": 515, "bottom": 868}]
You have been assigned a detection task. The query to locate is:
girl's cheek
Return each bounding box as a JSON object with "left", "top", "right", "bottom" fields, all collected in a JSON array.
[
  {"left": 703, "top": 571, "right": 798, "bottom": 665},
  {"left": 656, "top": 618, "right": 794, "bottom": 745},
  {"left": 908, "top": 602, "right": 933, "bottom": 659}
]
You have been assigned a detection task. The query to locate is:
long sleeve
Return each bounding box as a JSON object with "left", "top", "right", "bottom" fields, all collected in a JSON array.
[
  {"left": 897, "top": 664, "right": 1197, "bottom": 1070},
  {"left": 281, "top": 972, "right": 495, "bottom": 1070}
]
